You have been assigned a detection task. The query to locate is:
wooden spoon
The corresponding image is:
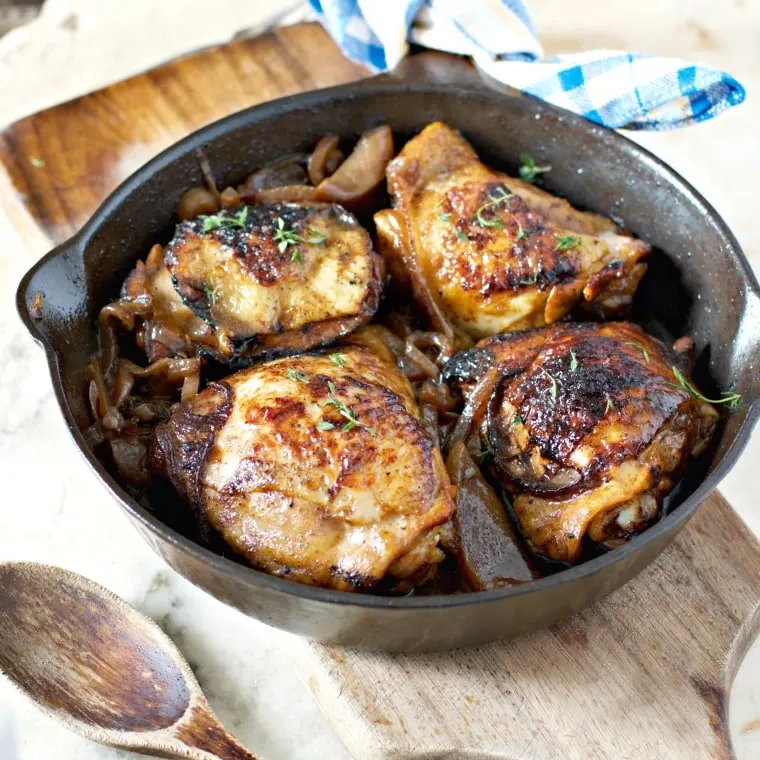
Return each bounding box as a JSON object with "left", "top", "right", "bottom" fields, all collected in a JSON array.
[{"left": 0, "top": 561, "right": 259, "bottom": 759}]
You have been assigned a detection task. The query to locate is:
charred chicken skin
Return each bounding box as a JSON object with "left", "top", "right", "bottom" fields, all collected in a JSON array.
[
  {"left": 443, "top": 322, "right": 718, "bottom": 562},
  {"left": 123, "top": 202, "right": 383, "bottom": 365},
  {"left": 377, "top": 122, "right": 650, "bottom": 341},
  {"left": 150, "top": 338, "right": 455, "bottom": 592}
]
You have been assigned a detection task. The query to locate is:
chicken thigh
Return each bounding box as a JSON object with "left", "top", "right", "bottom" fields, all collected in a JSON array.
[
  {"left": 443, "top": 322, "right": 718, "bottom": 562},
  {"left": 122, "top": 202, "right": 383, "bottom": 364},
  {"left": 377, "top": 122, "right": 650, "bottom": 341},
  {"left": 151, "top": 338, "right": 455, "bottom": 591}
]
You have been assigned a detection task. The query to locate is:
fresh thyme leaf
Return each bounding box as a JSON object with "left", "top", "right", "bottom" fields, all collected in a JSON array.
[
  {"left": 604, "top": 393, "right": 615, "bottom": 413},
  {"left": 330, "top": 353, "right": 346, "bottom": 367},
  {"left": 554, "top": 235, "right": 581, "bottom": 251},
  {"left": 515, "top": 226, "right": 528, "bottom": 242},
  {"left": 305, "top": 228, "right": 327, "bottom": 245},
  {"left": 200, "top": 206, "right": 248, "bottom": 233},
  {"left": 285, "top": 369, "right": 309, "bottom": 383},
  {"left": 316, "top": 420, "right": 335, "bottom": 431},
  {"left": 511, "top": 414, "right": 523, "bottom": 428},
  {"left": 669, "top": 366, "right": 742, "bottom": 410},
  {"left": 541, "top": 368, "right": 558, "bottom": 400},
  {"left": 323, "top": 387, "right": 376, "bottom": 436},
  {"left": 471, "top": 187, "right": 512, "bottom": 229},
  {"left": 519, "top": 268, "right": 541, "bottom": 286},
  {"left": 273, "top": 218, "right": 327, "bottom": 259},
  {"left": 518, "top": 153, "right": 551, "bottom": 184},
  {"left": 477, "top": 447, "right": 493, "bottom": 464},
  {"left": 455, "top": 228, "right": 470, "bottom": 242},
  {"left": 437, "top": 212, "right": 452, "bottom": 222},
  {"left": 569, "top": 350, "right": 578, "bottom": 372},
  {"left": 626, "top": 342, "right": 650, "bottom": 364},
  {"left": 202, "top": 282, "right": 218, "bottom": 306}
]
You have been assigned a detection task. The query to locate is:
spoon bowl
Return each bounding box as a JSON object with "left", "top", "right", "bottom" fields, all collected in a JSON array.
[{"left": 0, "top": 562, "right": 259, "bottom": 759}]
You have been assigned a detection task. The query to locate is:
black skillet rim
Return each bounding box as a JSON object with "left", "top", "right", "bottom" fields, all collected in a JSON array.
[{"left": 16, "top": 79, "right": 760, "bottom": 610}]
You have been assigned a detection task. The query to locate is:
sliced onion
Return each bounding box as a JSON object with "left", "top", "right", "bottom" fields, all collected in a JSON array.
[
  {"left": 238, "top": 154, "right": 310, "bottom": 195},
  {"left": 418, "top": 380, "right": 459, "bottom": 412},
  {"left": 449, "top": 366, "right": 499, "bottom": 447},
  {"left": 177, "top": 186, "right": 219, "bottom": 221},
  {"left": 308, "top": 135, "right": 344, "bottom": 185},
  {"left": 110, "top": 437, "right": 150, "bottom": 486},
  {"left": 219, "top": 186, "right": 240, "bottom": 207},
  {"left": 404, "top": 342, "right": 440, "bottom": 379},
  {"left": 315, "top": 125, "right": 394, "bottom": 205},
  {"left": 240, "top": 185, "right": 320, "bottom": 204},
  {"left": 406, "top": 331, "right": 454, "bottom": 366}
]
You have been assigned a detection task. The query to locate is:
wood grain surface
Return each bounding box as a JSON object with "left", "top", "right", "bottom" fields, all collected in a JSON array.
[{"left": 1, "top": 21, "right": 758, "bottom": 760}]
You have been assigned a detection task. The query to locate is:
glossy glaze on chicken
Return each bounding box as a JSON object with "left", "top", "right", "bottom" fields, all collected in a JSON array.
[
  {"left": 378, "top": 122, "right": 650, "bottom": 341},
  {"left": 86, "top": 123, "right": 731, "bottom": 595},
  {"left": 443, "top": 322, "right": 718, "bottom": 562},
  {"left": 151, "top": 338, "right": 454, "bottom": 591}
]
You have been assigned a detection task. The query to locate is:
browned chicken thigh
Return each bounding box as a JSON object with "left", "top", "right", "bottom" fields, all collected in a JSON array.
[
  {"left": 443, "top": 322, "right": 718, "bottom": 562},
  {"left": 377, "top": 122, "right": 650, "bottom": 342},
  {"left": 122, "top": 202, "right": 383, "bottom": 364},
  {"left": 150, "top": 337, "right": 455, "bottom": 591}
]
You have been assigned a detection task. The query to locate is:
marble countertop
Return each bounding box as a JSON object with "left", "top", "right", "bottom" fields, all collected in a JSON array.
[{"left": 0, "top": 1, "right": 758, "bottom": 758}]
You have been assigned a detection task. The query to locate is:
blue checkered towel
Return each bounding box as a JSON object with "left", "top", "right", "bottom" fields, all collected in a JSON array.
[{"left": 308, "top": 0, "right": 745, "bottom": 130}]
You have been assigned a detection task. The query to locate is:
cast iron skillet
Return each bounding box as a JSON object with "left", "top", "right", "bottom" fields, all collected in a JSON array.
[{"left": 16, "top": 62, "right": 760, "bottom": 651}]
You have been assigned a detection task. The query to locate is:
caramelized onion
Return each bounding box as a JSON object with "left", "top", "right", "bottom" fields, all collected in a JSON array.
[
  {"left": 219, "top": 186, "right": 240, "bottom": 207},
  {"left": 449, "top": 366, "right": 499, "bottom": 447},
  {"left": 308, "top": 135, "right": 344, "bottom": 185},
  {"left": 315, "top": 125, "right": 394, "bottom": 205},
  {"left": 110, "top": 437, "right": 150, "bottom": 487},
  {"left": 198, "top": 152, "right": 220, "bottom": 199},
  {"left": 418, "top": 380, "right": 459, "bottom": 412},
  {"left": 404, "top": 342, "right": 440, "bottom": 379},
  {"left": 407, "top": 331, "right": 454, "bottom": 365},
  {"left": 241, "top": 184, "right": 321, "bottom": 204},
  {"left": 177, "top": 186, "right": 219, "bottom": 221},
  {"left": 446, "top": 441, "right": 537, "bottom": 589},
  {"left": 238, "top": 154, "right": 310, "bottom": 196}
]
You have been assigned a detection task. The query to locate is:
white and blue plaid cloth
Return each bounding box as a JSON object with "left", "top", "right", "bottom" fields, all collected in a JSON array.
[{"left": 308, "top": 0, "right": 745, "bottom": 130}]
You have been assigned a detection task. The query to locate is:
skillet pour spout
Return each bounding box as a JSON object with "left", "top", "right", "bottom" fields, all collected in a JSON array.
[{"left": 14, "top": 64, "right": 760, "bottom": 650}]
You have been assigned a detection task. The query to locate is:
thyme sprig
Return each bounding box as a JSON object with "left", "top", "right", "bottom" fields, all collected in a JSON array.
[
  {"left": 554, "top": 235, "right": 581, "bottom": 251},
  {"left": 471, "top": 188, "right": 514, "bottom": 229},
  {"left": 519, "top": 153, "right": 551, "bottom": 184},
  {"left": 626, "top": 342, "right": 651, "bottom": 364},
  {"left": 320, "top": 381, "right": 377, "bottom": 435},
  {"left": 200, "top": 206, "right": 248, "bottom": 233},
  {"left": 202, "top": 281, "right": 218, "bottom": 306},
  {"left": 273, "top": 217, "right": 328, "bottom": 261},
  {"left": 669, "top": 367, "right": 741, "bottom": 410},
  {"left": 285, "top": 369, "right": 310, "bottom": 383},
  {"left": 541, "top": 368, "right": 558, "bottom": 400}
]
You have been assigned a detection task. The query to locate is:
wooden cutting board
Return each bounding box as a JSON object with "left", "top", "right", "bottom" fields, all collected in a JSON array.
[{"left": 2, "top": 22, "right": 759, "bottom": 760}]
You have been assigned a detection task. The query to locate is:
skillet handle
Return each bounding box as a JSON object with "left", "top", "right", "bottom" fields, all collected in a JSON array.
[
  {"left": 16, "top": 239, "right": 87, "bottom": 353},
  {"left": 360, "top": 50, "right": 521, "bottom": 95}
]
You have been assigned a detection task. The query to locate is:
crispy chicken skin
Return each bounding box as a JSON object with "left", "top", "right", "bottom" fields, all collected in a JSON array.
[
  {"left": 150, "top": 340, "right": 455, "bottom": 591},
  {"left": 123, "top": 202, "right": 382, "bottom": 364},
  {"left": 378, "top": 122, "right": 650, "bottom": 340},
  {"left": 443, "top": 322, "right": 718, "bottom": 562}
]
